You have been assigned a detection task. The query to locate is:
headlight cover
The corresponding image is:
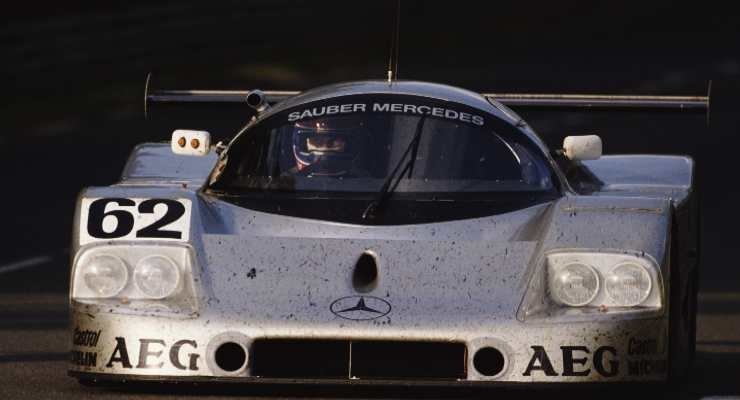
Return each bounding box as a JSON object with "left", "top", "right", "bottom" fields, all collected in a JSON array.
[
  {"left": 72, "top": 244, "right": 198, "bottom": 316},
  {"left": 80, "top": 254, "right": 128, "bottom": 298},
  {"left": 134, "top": 255, "right": 181, "bottom": 299},
  {"left": 549, "top": 262, "right": 600, "bottom": 306},
  {"left": 519, "top": 250, "right": 663, "bottom": 322},
  {"left": 605, "top": 262, "right": 652, "bottom": 306}
]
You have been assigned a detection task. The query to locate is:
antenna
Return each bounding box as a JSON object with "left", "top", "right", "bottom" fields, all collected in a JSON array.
[{"left": 387, "top": 0, "right": 401, "bottom": 83}]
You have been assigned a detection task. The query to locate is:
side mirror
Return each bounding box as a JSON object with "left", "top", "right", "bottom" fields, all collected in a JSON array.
[
  {"left": 562, "top": 135, "right": 602, "bottom": 161},
  {"left": 171, "top": 129, "right": 211, "bottom": 156}
]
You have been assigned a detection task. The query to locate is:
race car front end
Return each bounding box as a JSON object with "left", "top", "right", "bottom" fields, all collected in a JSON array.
[
  {"left": 69, "top": 299, "right": 668, "bottom": 385},
  {"left": 69, "top": 192, "right": 673, "bottom": 386}
]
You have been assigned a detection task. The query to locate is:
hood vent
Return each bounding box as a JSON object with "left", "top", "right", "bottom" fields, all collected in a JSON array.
[{"left": 353, "top": 252, "right": 378, "bottom": 293}]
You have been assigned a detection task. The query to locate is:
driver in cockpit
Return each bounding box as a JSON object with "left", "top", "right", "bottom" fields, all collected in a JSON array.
[{"left": 288, "top": 118, "right": 372, "bottom": 178}]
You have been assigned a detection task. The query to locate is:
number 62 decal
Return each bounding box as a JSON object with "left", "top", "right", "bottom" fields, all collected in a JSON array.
[{"left": 79, "top": 198, "right": 191, "bottom": 245}]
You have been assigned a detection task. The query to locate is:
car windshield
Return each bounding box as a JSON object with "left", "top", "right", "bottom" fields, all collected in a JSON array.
[{"left": 209, "top": 94, "right": 556, "bottom": 199}]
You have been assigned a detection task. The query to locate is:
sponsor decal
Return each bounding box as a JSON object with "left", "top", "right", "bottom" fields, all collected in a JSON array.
[
  {"left": 627, "top": 337, "right": 666, "bottom": 376},
  {"left": 522, "top": 345, "right": 619, "bottom": 377},
  {"left": 627, "top": 359, "right": 667, "bottom": 376},
  {"left": 628, "top": 337, "right": 660, "bottom": 356},
  {"left": 79, "top": 198, "right": 191, "bottom": 245},
  {"left": 73, "top": 328, "right": 101, "bottom": 348},
  {"left": 522, "top": 340, "right": 668, "bottom": 378},
  {"left": 105, "top": 337, "right": 199, "bottom": 371},
  {"left": 287, "top": 103, "right": 485, "bottom": 126},
  {"left": 71, "top": 327, "right": 102, "bottom": 367},
  {"left": 330, "top": 296, "right": 391, "bottom": 321},
  {"left": 71, "top": 350, "right": 98, "bottom": 367}
]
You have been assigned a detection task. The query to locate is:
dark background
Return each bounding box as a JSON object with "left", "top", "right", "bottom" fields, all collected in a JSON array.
[{"left": 0, "top": 1, "right": 739, "bottom": 398}]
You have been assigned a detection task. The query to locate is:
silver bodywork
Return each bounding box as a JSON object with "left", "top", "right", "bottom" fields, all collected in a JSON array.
[{"left": 69, "top": 81, "right": 697, "bottom": 384}]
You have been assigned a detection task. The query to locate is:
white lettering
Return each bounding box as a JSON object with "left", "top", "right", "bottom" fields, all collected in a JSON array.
[
  {"left": 311, "top": 107, "right": 326, "bottom": 117},
  {"left": 444, "top": 109, "right": 459, "bottom": 119},
  {"left": 287, "top": 102, "right": 485, "bottom": 127},
  {"left": 373, "top": 103, "right": 390, "bottom": 112}
]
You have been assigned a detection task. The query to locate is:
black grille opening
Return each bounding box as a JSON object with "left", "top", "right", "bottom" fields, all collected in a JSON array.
[
  {"left": 351, "top": 341, "right": 466, "bottom": 379},
  {"left": 251, "top": 339, "right": 349, "bottom": 378},
  {"left": 250, "top": 339, "right": 466, "bottom": 380}
]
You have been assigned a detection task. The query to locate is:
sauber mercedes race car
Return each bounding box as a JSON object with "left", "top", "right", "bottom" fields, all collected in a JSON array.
[{"left": 69, "top": 79, "right": 700, "bottom": 386}]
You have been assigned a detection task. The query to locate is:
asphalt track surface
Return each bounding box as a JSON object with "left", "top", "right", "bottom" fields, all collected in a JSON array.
[{"left": 2, "top": 1, "right": 740, "bottom": 399}]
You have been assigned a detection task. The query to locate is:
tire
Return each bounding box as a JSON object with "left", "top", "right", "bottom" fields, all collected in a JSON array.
[{"left": 667, "top": 205, "right": 700, "bottom": 381}]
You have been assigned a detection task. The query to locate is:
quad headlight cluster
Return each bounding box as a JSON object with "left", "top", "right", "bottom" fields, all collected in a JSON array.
[
  {"left": 78, "top": 254, "right": 181, "bottom": 299},
  {"left": 547, "top": 251, "right": 660, "bottom": 308},
  {"left": 72, "top": 244, "right": 197, "bottom": 314},
  {"left": 519, "top": 250, "right": 663, "bottom": 321}
]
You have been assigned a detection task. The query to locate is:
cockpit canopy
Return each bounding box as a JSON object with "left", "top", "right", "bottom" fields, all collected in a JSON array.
[{"left": 209, "top": 94, "right": 557, "bottom": 197}]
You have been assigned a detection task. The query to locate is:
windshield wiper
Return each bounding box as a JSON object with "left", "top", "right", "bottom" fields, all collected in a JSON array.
[{"left": 362, "top": 116, "right": 427, "bottom": 220}]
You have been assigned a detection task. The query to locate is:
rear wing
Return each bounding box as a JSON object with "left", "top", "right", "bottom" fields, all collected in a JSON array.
[{"left": 144, "top": 74, "right": 710, "bottom": 118}]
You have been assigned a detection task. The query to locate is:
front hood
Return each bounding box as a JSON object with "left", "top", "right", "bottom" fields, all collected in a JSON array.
[{"left": 192, "top": 198, "right": 553, "bottom": 328}]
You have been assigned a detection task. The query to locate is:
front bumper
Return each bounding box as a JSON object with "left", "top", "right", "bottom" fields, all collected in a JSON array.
[{"left": 69, "top": 308, "right": 669, "bottom": 384}]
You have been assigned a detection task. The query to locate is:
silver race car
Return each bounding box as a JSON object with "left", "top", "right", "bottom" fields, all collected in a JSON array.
[{"left": 69, "top": 79, "right": 701, "bottom": 386}]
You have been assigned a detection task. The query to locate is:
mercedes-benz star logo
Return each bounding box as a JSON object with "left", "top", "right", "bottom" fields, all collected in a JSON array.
[{"left": 330, "top": 296, "right": 392, "bottom": 321}]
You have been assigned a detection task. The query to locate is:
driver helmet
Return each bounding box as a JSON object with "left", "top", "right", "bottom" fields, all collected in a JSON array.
[{"left": 292, "top": 117, "right": 367, "bottom": 176}]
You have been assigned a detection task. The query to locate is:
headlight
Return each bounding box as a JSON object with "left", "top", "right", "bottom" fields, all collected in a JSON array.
[
  {"left": 605, "top": 262, "right": 652, "bottom": 306},
  {"left": 134, "top": 255, "right": 181, "bottom": 299},
  {"left": 72, "top": 244, "right": 198, "bottom": 316},
  {"left": 80, "top": 254, "right": 128, "bottom": 297},
  {"left": 519, "top": 250, "right": 664, "bottom": 321},
  {"left": 549, "top": 263, "right": 599, "bottom": 306}
]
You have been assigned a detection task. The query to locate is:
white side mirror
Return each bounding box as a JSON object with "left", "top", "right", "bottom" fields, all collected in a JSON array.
[
  {"left": 563, "top": 135, "right": 602, "bottom": 161},
  {"left": 171, "top": 129, "right": 211, "bottom": 156}
]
